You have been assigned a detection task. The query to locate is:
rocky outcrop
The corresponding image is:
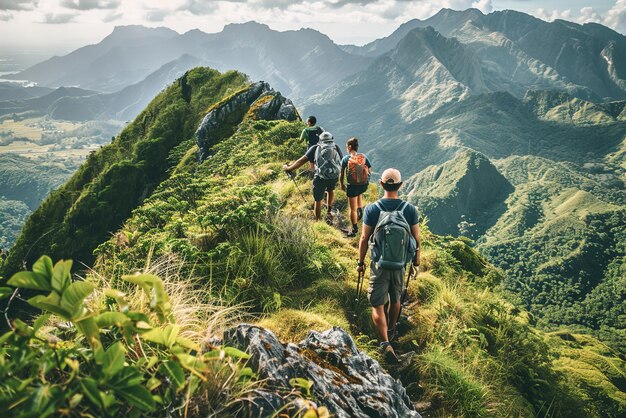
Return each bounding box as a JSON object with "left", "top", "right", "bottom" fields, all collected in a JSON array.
[
  {"left": 195, "top": 81, "right": 299, "bottom": 159},
  {"left": 246, "top": 90, "right": 299, "bottom": 122},
  {"left": 223, "top": 324, "right": 420, "bottom": 418}
]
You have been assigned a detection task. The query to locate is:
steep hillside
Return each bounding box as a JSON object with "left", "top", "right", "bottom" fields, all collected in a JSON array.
[
  {"left": 317, "top": 20, "right": 626, "bottom": 353},
  {"left": 479, "top": 156, "right": 626, "bottom": 350},
  {"left": 405, "top": 150, "right": 513, "bottom": 237},
  {"left": 1, "top": 68, "right": 623, "bottom": 416},
  {"left": 1, "top": 68, "right": 260, "bottom": 277}
]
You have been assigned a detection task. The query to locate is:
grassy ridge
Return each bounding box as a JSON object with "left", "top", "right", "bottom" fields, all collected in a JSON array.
[{"left": 1, "top": 68, "right": 249, "bottom": 280}]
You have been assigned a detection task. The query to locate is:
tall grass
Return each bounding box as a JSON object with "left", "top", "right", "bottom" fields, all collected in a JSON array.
[
  {"left": 417, "top": 347, "right": 492, "bottom": 417},
  {"left": 87, "top": 252, "right": 244, "bottom": 344}
]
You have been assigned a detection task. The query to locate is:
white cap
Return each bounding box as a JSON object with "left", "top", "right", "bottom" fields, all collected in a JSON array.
[{"left": 381, "top": 168, "right": 402, "bottom": 184}]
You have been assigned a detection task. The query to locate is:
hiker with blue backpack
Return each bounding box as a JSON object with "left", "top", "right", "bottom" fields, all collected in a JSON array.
[
  {"left": 357, "top": 168, "right": 420, "bottom": 363},
  {"left": 339, "top": 137, "right": 371, "bottom": 237},
  {"left": 283, "top": 131, "right": 342, "bottom": 223}
]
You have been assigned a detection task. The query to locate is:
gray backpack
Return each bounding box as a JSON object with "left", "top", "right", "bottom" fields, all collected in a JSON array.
[
  {"left": 369, "top": 201, "right": 417, "bottom": 270},
  {"left": 314, "top": 140, "right": 341, "bottom": 180}
]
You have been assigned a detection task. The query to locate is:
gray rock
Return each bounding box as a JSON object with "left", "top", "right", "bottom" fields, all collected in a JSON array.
[
  {"left": 223, "top": 324, "right": 421, "bottom": 418},
  {"left": 247, "top": 91, "right": 299, "bottom": 122},
  {"left": 194, "top": 81, "right": 299, "bottom": 160}
]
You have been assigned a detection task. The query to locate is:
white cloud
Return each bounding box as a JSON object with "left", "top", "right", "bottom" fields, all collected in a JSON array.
[
  {"left": 472, "top": 0, "right": 492, "bottom": 14},
  {"left": 0, "top": 0, "right": 38, "bottom": 11},
  {"left": 103, "top": 10, "right": 121, "bottom": 22},
  {"left": 176, "top": 0, "right": 218, "bottom": 15},
  {"left": 43, "top": 12, "right": 76, "bottom": 23},
  {"left": 145, "top": 8, "right": 168, "bottom": 22},
  {"left": 61, "top": 0, "right": 120, "bottom": 10},
  {"left": 604, "top": 0, "right": 626, "bottom": 33},
  {"left": 0, "top": 10, "right": 11, "bottom": 20},
  {"left": 534, "top": 7, "right": 572, "bottom": 22},
  {"left": 578, "top": 7, "right": 601, "bottom": 24}
]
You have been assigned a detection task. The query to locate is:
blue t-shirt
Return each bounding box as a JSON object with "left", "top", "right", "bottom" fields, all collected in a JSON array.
[
  {"left": 305, "top": 143, "right": 343, "bottom": 164},
  {"left": 363, "top": 198, "right": 419, "bottom": 228},
  {"left": 340, "top": 153, "right": 372, "bottom": 170}
]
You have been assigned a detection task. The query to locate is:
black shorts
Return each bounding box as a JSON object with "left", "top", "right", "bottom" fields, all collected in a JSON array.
[
  {"left": 312, "top": 177, "right": 338, "bottom": 202},
  {"left": 346, "top": 184, "right": 368, "bottom": 198}
]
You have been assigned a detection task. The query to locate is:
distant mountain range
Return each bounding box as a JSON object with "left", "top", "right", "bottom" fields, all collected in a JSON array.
[{"left": 6, "top": 22, "right": 372, "bottom": 102}]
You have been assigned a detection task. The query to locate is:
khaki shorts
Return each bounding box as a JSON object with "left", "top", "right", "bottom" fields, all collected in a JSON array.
[{"left": 368, "top": 262, "right": 404, "bottom": 307}]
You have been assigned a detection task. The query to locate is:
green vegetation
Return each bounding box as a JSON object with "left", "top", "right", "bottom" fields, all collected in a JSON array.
[
  {"left": 0, "top": 198, "right": 30, "bottom": 249},
  {"left": 2, "top": 68, "right": 250, "bottom": 277},
  {"left": 478, "top": 156, "right": 626, "bottom": 352},
  {"left": 1, "top": 68, "right": 624, "bottom": 416},
  {"left": 0, "top": 256, "right": 263, "bottom": 417}
]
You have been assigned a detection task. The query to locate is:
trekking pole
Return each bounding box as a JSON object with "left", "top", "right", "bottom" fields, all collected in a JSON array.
[
  {"left": 285, "top": 168, "right": 310, "bottom": 206},
  {"left": 396, "top": 264, "right": 417, "bottom": 327},
  {"left": 353, "top": 269, "right": 365, "bottom": 318}
]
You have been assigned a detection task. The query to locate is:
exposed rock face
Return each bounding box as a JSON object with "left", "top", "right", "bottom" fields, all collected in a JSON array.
[
  {"left": 247, "top": 91, "right": 300, "bottom": 122},
  {"left": 195, "top": 81, "right": 299, "bottom": 159},
  {"left": 223, "top": 324, "right": 420, "bottom": 418}
]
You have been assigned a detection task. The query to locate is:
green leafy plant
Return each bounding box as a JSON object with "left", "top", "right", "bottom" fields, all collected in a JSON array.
[{"left": 0, "top": 255, "right": 256, "bottom": 417}]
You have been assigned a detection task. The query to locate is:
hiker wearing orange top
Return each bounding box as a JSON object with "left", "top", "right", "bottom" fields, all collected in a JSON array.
[{"left": 339, "top": 137, "right": 371, "bottom": 237}]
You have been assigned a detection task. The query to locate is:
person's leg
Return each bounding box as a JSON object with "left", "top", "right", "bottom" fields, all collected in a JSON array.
[
  {"left": 369, "top": 266, "right": 399, "bottom": 362},
  {"left": 368, "top": 264, "right": 389, "bottom": 342},
  {"left": 387, "top": 269, "right": 405, "bottom": 338},
  {"left": 372, "top": 305, "right": 389, "bottom": 342},
  {"left": 387, "top": 301, "right": 401, "bottom": 333},
  {"left": 314, "top": 200, "right": 322, "bottom": 220},
  {"left": 357, "top": 190, "right": 365, "bottom": 220},
  {"left": 327, "top": 190, "right": 334, "bottom": 213},
  {"left": 312, "top": 177, "right": 325, "bottom": 220},
  {"left": 349, "top": 196, "right": 358, "bottom": 225}
]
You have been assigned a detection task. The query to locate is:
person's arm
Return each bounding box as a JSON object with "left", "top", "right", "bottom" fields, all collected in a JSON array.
[
  {"left": 411, "top": 223, "right": 420, "bottom": 266},
  {"left": 283, "top": 155, "right": 309, "bottom": 172},
  {"left": 357, "top": 224, "right": 373, "bottom": 272}
]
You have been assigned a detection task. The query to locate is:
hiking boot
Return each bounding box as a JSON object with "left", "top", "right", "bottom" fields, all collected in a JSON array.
[
  {"left": 387, "top": 328, "right": 397, "bottom": 342},
  {"left": 345, "top": 229, "right": 357, "bottom": 237},
  {"left": 381, "top": 342, "right": 399, "bottom": 364},
  {"left": 357, "top": 207, "right": 363, "bottom": 221},
  {"left": 325, "top": 212, "right": 333, "bottom": 225}
]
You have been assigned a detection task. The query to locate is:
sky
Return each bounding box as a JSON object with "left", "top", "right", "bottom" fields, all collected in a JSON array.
[{"left": 0, "top": 0, "right": 624, "bottom": 56}]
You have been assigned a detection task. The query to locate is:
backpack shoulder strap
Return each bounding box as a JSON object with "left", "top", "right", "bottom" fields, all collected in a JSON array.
[
  {"left": 374, "top": 201, "right": 385, "bottom": 212},
  {"left": 396, "top": 201, "right": 408, "bottom": 212}
]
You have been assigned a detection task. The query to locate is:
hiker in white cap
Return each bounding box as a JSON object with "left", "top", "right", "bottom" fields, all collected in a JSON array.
[{"left": 357, "top": 168, "right": 420, "bottom": 363}]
